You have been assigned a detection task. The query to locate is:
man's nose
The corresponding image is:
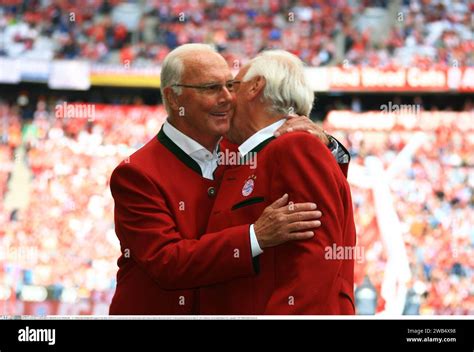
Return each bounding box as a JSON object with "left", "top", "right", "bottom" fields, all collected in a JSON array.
[{"left": 218, "top": 85, "right": 235, "bottom": 104}]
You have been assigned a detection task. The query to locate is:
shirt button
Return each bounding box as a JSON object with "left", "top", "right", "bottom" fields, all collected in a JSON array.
[{"left": 207, "top": 186, "right": 216, "bottom": 197}]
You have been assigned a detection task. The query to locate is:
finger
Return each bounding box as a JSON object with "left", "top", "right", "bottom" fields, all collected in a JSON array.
[
  {"left": 287, "top": 220, "right": 321, "bottom": 232},
  {"left": 274, "top": 116, "right": 297, "bottom": 137},
  {"left": 307, "top": 130, "right": 329, "bottom": 144},
  {"left": 281, "top": 118, "right": 320, "bottom": 133},
  {"left": 286, "top": 210, "right": 322, "bottom": 223},
  {"left": 275, "top": 116, "right": 306, "bottom": 136},
  {"left": 274, "top": 127, "right": 294, "bottom": 137},
  {"left": 313, "top": 131, "right": 326, "bottom": 140},
  {"left": 287, "top": 125, "right": 317, "bottom": 133},
  {"left": 287, "top": 231, "right": 315, "bottom": 241},
  {"left": 320, "top": 134, "right": 330, "bottom": 145},
  {"left": 269, "top": 193, "right": 289, "bottom": 209},
  {"left": 286, "top": 115, "right": 307, "bottom": 120},
  {"left": 284, "top": 202, "right": 317, "bottom": 213},
  {"left": 311, "top": 125, "right": 325, "bottom": 133},
  {"left": 274, "top": 129, "right": 287, "bottom": 137}
]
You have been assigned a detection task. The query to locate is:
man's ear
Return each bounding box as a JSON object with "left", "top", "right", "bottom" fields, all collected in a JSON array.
[
  {"left": 248, "top": 76, "right": 266, "bottom": 101},
  {"left": 164, "top": 87, "right": 180, "bottom": 110}
]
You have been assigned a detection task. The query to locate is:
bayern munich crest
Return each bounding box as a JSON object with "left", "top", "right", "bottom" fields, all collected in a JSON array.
[{"left": 242, "top": 175, "right": 256, "bottom": 196}]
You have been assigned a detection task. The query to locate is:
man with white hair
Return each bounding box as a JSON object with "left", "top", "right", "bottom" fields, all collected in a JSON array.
[
  {"left": 110, "top": 44, "right": 336, "bottom": 314},
  {"left": 200, "top": 50, "right": 356, "bottom": 314}
]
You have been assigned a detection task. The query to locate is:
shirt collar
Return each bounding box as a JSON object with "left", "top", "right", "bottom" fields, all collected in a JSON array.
[
  {"left": 163, "top": 119, "right": 221, "bottom": 161},
  {"left": 238, "top": 119, "right": 285, "bottom": 157}
]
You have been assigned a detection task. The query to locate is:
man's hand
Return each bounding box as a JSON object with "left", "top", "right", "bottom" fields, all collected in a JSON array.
[
  {"left": 254, "top": 193, "right": 322, "bottom": 249},
  {"left": 274, "top": 114, "right": 330, "bottom": 145}
]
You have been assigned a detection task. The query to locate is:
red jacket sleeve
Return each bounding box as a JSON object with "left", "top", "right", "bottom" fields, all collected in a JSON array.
[
  {"left": 264, "top": 132, "right": 350, "bottom": 314},
  {"left": 110, "top": 163, "right": 256, "bottom": 290}
]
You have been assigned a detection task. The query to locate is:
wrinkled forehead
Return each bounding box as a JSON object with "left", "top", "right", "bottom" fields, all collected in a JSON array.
[{"left": 181, "top": 52, "right": 233, "bottom": 83}]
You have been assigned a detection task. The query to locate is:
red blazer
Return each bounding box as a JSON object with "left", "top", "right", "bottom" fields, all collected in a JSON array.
[
  {"left": 200, "top": 132, "right": 356, "bottom": 314},
  {"left": 109, "top": 129, "right": 257, "bottom": 314}
]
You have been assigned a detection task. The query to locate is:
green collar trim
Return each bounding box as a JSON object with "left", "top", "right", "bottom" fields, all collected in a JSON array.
[{"left": 157, "top": 128, "right": 203, "bottom": 176}]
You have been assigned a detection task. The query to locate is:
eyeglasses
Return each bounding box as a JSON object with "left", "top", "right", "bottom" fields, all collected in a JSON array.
[{"left": 171, "top": 80, "right": 241, "bottom": 94}]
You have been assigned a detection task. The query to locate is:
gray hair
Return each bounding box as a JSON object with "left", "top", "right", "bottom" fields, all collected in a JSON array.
[
  {"left": 243, "top": 50, "right": 314, "bottom": 116},
  {"left": 160, "top": 43, "right": 217, "bottom": 114}
]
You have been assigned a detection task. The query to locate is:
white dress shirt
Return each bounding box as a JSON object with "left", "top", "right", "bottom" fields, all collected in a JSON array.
[
  {"left": 163, "top": 120, "right": 220, "bottom": 180},
  {"left": 238, "top": 119, "right": 286, "bottom": 158}
]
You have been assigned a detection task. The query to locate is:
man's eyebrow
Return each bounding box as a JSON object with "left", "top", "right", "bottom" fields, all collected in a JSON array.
[
  {"left": 199, "top": 79, "right": 235, "bottom": 86},
  {"left": 200, "top": 81, "right": 221, "bottom": 85}
]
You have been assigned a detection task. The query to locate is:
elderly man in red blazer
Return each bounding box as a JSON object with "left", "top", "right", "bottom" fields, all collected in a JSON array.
[
  {"left": 109, "top": 44, "right": 343, "bottom": 314},
  {"left": 200, "top": 50, "right": 357, "bottom": 315}
]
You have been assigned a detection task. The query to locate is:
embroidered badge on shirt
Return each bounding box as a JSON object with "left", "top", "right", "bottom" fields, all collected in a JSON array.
[{"left": 242, "top": 175, "right": 256, "bottom": 197}]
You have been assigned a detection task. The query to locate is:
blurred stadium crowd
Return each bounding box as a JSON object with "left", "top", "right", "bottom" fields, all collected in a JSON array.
[
  {"left": 0, "top": 0, "right": 472, "bottom": 67},
  {"left": 343, "top": 126, "right": 473, "bottom": 314},
  {"left": 0, "top": 95, "right": 472, "bottom": 314}
]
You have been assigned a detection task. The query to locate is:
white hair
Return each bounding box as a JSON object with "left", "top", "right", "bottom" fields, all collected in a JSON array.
[
  {"left": 160, "top": 43, "right": 217, "bottom": 114},
  {"left": 243, "top": 50, "right": 314, "bottom": 116}
]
